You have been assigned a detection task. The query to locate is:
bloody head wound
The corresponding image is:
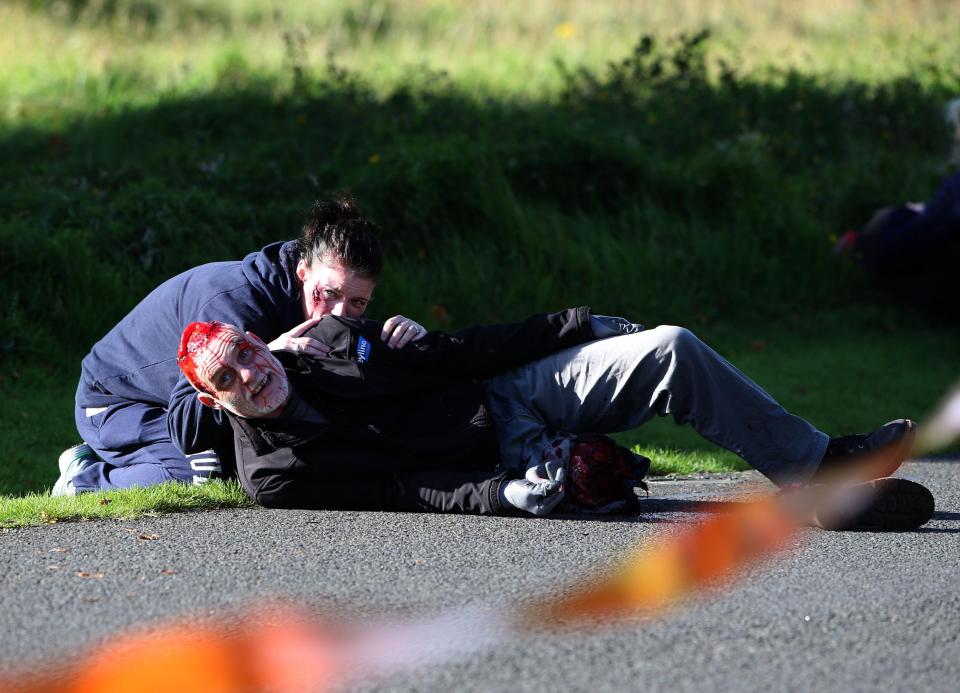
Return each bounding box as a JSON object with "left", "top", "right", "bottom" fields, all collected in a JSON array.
[{"left": 178, "top": 321, "right": 224, "bottom": 394}]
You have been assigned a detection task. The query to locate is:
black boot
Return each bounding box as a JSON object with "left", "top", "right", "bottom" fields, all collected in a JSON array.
[{"left": 811, "top": 419, "right": 916, "bottom": 484}]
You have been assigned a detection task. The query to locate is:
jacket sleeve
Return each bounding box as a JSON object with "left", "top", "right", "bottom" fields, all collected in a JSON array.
[
  {"left": 335, "top": 306, "right": 596, "bottom": 381},
  {"left": 229, "top": 413, "right": 508, "bottom": 513},
  {"left": 442, "top": 306, "right": 596, "bottom": 378},
  {"left": 248, "top": 466, "right": 509, "bottom": 515}
]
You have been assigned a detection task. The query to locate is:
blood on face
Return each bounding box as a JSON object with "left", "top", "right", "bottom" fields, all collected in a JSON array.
[{"left": 179, "top": 321, "right": 290, "bottom": 419}]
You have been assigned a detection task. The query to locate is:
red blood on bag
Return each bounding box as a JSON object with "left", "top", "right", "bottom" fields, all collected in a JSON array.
[{"left": 568, "top": 435, "right": 649, "bottom": 508}]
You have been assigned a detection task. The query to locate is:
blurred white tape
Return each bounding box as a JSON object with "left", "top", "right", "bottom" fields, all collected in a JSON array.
[{"left": 916, "top": 384, "right": 960, "bottom": 454}]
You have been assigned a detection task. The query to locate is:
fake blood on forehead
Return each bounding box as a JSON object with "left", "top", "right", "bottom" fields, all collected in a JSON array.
[
  {"left": 179, "top": 321, "right": 226, "bottom": 391},
  {"left": 179, "top": 321, "right": 252, "bottom": 392},
  {"left": 194, "top": 333, "right": 251, "bottom": 384}
]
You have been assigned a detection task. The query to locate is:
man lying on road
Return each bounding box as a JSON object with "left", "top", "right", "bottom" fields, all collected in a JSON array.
[{"left": 175, "top": 308, "right": 932, "bottom": 528}]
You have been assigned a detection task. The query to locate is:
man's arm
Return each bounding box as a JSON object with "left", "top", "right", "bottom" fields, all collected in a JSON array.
[
  {"left": 248, "top": 466, "right": 509, "bottom": 514},
  {"left": 250, "top": 466, "right": 565, "bottom": 516},
  {"left": 227, "top": 380, "right": 566, "bottom": 515},
  {"left": 318, "top": 306, "right": 597, "bottom": 381}
]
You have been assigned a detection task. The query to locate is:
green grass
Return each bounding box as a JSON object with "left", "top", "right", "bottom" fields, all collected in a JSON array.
[
  {"left": 0, "top": 480, "right": 252, "bottom": 529},
  {"left": 2, "top": 1, "right": 960, "bottom": 524},
  {"left": 638, "top": 447, "right": 747, "bottom": 477}
]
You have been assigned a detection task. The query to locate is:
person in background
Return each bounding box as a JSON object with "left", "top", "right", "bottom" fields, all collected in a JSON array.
[{"left": 835, "top": 99, "right": 960, "bottom": 317}]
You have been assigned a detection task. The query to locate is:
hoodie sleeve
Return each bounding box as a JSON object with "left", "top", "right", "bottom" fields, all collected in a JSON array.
[{"left": 167, "top": 373, "right": 230, "bottom": 455}]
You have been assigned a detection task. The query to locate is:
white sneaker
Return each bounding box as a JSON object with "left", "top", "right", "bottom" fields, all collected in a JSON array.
[{"left": 52, "top": 443, "right": 99, "bottom": 496}]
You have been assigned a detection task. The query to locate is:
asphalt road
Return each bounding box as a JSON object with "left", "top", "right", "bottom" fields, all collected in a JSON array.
[{"left": 2, "top": 459, "right": 958, "bottom": 692}]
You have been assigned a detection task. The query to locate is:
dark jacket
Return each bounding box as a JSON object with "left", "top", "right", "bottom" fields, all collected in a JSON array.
[{"left": 229, "top": 307, "right": 596, "bottom": 512}]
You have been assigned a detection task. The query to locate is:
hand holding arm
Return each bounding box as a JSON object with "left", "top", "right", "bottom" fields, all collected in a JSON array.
[
  {"left": 362, "top": 307, "right": 594, "bottom": 380},
  {"left": 381, "top": 315, "right": 427, "bottom": 349}
]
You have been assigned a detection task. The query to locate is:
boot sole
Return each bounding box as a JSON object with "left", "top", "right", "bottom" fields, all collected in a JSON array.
[{"left": 815, "top": 477, "right": 935, "bottom": 531}]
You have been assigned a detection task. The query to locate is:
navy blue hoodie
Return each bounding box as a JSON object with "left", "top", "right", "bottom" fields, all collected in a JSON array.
[{"left": 77, "top": 241, "right": 305, "bottom": 455}]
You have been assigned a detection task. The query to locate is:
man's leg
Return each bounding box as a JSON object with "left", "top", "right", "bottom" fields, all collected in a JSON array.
[
  {"left": 486, "top": 325, "right": 829, "bottom": 486},
  {"left": 70, "top": 397, "right": 227, "bottom": 492}
]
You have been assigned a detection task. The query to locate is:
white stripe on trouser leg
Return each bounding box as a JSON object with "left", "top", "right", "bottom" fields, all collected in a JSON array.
[{"left": 188, "top": 450, "right": 221, "bottom": 485}]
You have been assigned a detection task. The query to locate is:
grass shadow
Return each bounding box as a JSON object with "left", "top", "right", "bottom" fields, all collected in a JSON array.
[{"left": 2, "top": 45, "right": 957, "bottom": 354}]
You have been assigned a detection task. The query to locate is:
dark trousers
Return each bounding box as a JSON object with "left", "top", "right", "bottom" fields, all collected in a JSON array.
[{"left": 73, "top": 381, "right": 232, "bottom": 492}]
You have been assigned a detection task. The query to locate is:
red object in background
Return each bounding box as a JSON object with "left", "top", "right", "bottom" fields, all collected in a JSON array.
[
  {"left": 834, "top": 229, "right": 860, "bottom": 253},
  {"left": 567, "top": 435, "right": 649, "bottom": 508}
]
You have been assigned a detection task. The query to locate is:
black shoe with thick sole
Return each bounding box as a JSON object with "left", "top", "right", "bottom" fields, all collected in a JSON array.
[
  {"left": 812, "top": 419, "right": 916, "bottom": 484},
  {"left": 813, "top": 477, "right": 935, "bottom": 531}
]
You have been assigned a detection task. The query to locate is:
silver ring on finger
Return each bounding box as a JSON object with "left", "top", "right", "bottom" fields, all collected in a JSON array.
[{"left": 296, "top": 343, "right": 303, "bottom": 354}]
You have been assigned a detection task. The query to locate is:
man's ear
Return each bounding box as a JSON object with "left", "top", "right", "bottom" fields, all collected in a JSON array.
[
  {"left": 197, "top": 392, "right": 222, "bottom": 410},
  {"left": 296, "top": 258, "right": 307, "bottom": 282}
]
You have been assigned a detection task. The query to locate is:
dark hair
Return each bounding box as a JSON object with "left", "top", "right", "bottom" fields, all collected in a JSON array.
[{"left": 297, "top": 196, "right": 383, "bottom": 279}]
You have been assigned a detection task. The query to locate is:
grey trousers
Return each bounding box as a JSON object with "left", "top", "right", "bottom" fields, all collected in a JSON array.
[{"left": 485, "top": 325, "right": 829, "bottom": 487}]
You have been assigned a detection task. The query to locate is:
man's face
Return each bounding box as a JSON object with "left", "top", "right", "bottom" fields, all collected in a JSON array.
[
  {"left": 191, "top": 326, "right": 290, "bottom": 418},
  {"left": 297, "top": 256, "right": 376, "bottom": 320}
]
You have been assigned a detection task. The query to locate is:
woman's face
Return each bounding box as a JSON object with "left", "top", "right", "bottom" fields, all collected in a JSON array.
[{"left": 296, "top": 256, "right": 377, "bottom": 320}]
